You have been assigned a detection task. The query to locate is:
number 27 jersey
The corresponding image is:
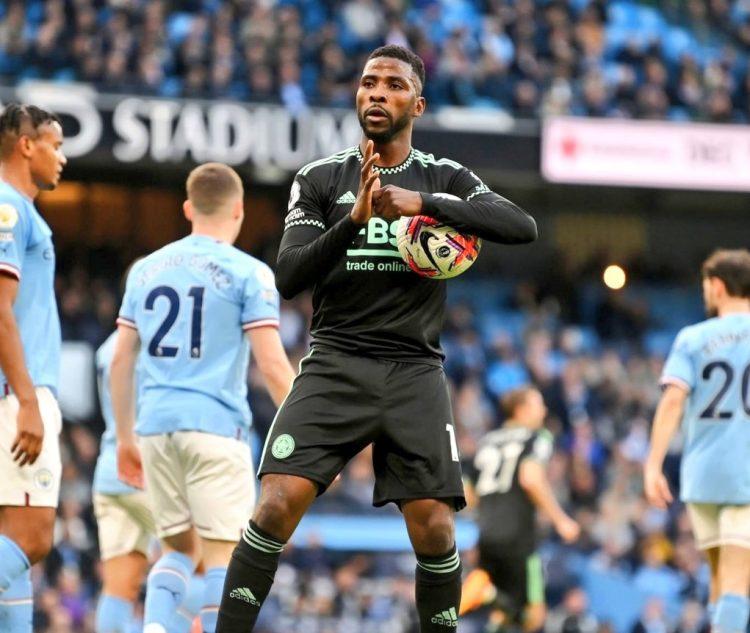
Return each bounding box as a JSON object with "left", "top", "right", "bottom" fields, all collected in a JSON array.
[
  {"left": 661, "top": 313, "right": 750, "bottom": 504},
  {"left": 117, "top": 235, "right": 280, "bottom": 438}
]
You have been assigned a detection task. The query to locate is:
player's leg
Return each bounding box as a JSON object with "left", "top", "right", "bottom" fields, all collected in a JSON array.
[
  {"left": 377, "top": 360, "right": 466, "bottom": 631},
  {"left": 0, "top": 387, "right": 62, "bottom": 631},
  {"left": 686, "top": 504, "right": 723, "bottom": 625},
  {"left": 403, "top": 498, "right": 463, "bottom": 631},
  {"left": 138, "top": 433, "right": 201, "bottom": 633},
  {"left": 94, "top": 491, "right": 154, "bottom": 633},
  {"left": 522, "top": 553, "right": 546, "bottom": 633},
  {"left": 216, "top": 473, "right": 318, "bottom": 632},
  {"left": 217, "top": 348, "right": 381, "bottom": 632},
  {"left": 706, "top": 547, "right": 720, "bottom": 621},
  {"left": 712, "top": 506, "right": 750, "bottom": 633}
]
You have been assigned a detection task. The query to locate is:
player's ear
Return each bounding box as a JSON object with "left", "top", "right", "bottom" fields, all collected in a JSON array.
[
  {"left": 17, "top": 134, "right": 34, "bottom": 159},
  {"left": 183, "top": 200, "right": 193, "bottom": 222},
  {"left": 413, "top": 96, "right": 426, "bottom": 118},
  {"left": 233, "top": 198, "right": 244, "bottom": 221}
]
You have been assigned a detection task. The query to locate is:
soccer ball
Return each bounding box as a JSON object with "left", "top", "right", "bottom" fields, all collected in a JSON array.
[{"left": 396, "top": 194, "right": 481, "bottom": 279}]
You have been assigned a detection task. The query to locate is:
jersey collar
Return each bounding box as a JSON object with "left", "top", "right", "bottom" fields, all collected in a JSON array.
[{"left": 355, "top": 145, "right": 416, "bottom": 175}]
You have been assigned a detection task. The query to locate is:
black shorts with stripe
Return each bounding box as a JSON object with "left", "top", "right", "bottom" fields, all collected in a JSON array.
[{"left": 258, "top": 345, "right": 466, "bottom": 511}]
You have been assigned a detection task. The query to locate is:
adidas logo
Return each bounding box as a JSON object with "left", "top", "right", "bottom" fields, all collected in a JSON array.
[
  {"left": 431, "top": 607, "right": 458, "bottom": 627},
  {"left": 336, "top": 191, "right": 357, "bottom": 204},
  {"left": 229, "top": 587, "right": 261, "bottom": 606}
]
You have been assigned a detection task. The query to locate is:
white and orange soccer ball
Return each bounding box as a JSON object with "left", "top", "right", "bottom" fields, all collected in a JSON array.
[{"left": 396, "top": 194, "right": 481, "bottom": 279}]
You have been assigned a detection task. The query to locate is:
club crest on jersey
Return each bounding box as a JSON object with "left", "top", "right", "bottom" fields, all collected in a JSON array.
[
  {"left": 272, "top": 434, "right": 295, "bottom": 459},
  {"left": 0, "top": 204, "right": 19, "bottom": 230}
]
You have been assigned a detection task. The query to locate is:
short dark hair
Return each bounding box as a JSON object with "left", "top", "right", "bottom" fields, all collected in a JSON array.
[
  {"left": 186, "top": 162, "right": 243, "bottom": 215},
  {"left": 702, "top": 249, "right": 750, "bottom": 298},
  {"left": 0, "top": 103, "right": 61, "bottom": 158},
  {"left": 500, "top": 386, "right": 539, "bottom": 420},
  {"left": 367, "top": 45, "right": 426, "bottom": 95}
]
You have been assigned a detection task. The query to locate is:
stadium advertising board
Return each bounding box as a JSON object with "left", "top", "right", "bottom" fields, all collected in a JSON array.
[
  {"left": 542, "top": 117, "right": 750, "bottom": 192},
  {"left": 0, "top": 81, "right": 537, "bottom": 181}
]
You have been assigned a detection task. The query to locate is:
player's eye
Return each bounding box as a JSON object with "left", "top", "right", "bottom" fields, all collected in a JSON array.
[{"left": 391, "top": 83, "right": 403, "bottom": 90}]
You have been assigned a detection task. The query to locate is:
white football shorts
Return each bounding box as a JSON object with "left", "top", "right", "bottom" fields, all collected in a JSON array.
[
  {"left": 687, "top": 502, "right": 750, "bottom": 550},
  {"left": 94, "top": 490, "right": 155, "bottom": 560},
  {"left": 138, "top": 431, "right": 255, "bottom": 541},
  {"left": 0, "top": 387, "right": 62, "bottom": 508}
]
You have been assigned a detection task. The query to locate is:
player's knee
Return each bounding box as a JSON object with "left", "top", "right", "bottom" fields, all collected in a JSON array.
[
  {"left": 253, "top": 494, "right": 296, "bottom": 539},
  {"left": 524, "top": 603, "right": 546, "bottom": 632},
  {"left": 408, "top": 501, "right": 455, "bottom": 554},
  {"left": 23, "top": 530, "right": 54, "bottom": 564}
]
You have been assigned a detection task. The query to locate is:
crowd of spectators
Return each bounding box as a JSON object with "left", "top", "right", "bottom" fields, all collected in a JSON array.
[
  {"left": 1, "top": 0, "right": 749, "bottom": 122},
  {"left": 32, "top": 253, "right": 710, "bottom": 633}
]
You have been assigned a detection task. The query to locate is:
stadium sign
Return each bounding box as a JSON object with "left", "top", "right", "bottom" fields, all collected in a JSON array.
[
  {"left": 0, "top": 81, "right": 539, "bottom": 181},
  {"left": 4, "top": 81, "right": 361, "bottom": 172},
  {"left": 542, "top": 116, "right": 750, "bottom": 192}
]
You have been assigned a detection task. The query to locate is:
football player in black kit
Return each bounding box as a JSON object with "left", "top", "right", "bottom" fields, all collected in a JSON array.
[
  {"left": 461, "top": 387, "right": 579, "bottom": 633},
  {"left": 216, "top": 44, "right": 538, "bottom": 632}
]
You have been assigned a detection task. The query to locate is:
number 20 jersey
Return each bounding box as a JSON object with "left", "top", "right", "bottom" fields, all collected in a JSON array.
[
  {"left": 466, "top": 426, "right": 553, "bottom": 553},
  {"left": 117, "top": 235, "right": 280, "bottom": 438},
  {"left": 661, "top": 313, "right": 750, "bottom": 504}
]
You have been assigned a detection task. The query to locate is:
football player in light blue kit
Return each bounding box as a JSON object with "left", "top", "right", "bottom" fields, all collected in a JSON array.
[
  {"left": 0, "top": 104, "right": 66, "bottom": 632},
  {"left": 645, "top": 249, "right": 750, "bottom": 633},
  {"left": 94, "top": 328, "right": 205, "bottom": 633},
  {"left": 110, "top": 162, "right": 295, "bottom": 633}
]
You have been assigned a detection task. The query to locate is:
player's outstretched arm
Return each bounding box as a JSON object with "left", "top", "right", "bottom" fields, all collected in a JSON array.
[
  {"left": 644, "top": 385, "right": 686, "bottom": 509},
  {"left": 246, "top": 326, "right": 295, "bottom": 407},
  {"left": 275, "top": 141, "right": 381, "bottom": 299},
  {"left": 110, "top": 324, "right": 143, "bottom": 489},
  {"left": 519, "top": 459, "right": 580, "bottom": 543},
  {"left": 0, "top": 274, "right": 44, "bottom": 466}
]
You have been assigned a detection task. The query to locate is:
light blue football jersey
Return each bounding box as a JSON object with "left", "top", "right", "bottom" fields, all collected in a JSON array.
[
  {"left": 0, "top": 181, "right": 60, "bottom": 394},
  {"left": 117, "top": 235, "right": 279, "bottom": 439},
  {"left": 661, "top": 313, "right": 750, "bottom": 504},
  {"left": 93, "top": 331, "right": 139, "bottom": 496}
]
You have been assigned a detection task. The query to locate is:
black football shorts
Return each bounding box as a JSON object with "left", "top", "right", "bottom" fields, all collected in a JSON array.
[
  {"left": 258, "top": 345, "right": 466, "bottom": 510},
  {"left": 478, "top": 543, "right": 545, "bottom": 620}
]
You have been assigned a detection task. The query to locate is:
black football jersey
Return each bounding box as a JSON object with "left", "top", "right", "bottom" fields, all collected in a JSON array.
[
  {"left": 466, "top": 426, "right": 553, "bottom": 552},
  {"left": 276, "top": 145, "right": 536, "bottom": 363}
]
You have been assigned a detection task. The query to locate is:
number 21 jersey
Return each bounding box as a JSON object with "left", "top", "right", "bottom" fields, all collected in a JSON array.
[
  {"left": 661, "top": 313, "right": 750, "bottom": 504},
  {"left": 117, "top": 235, "right": 280, "bottom": 438}
]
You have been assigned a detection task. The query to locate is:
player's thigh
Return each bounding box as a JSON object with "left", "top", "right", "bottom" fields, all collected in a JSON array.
[
  {"left": 373, "top": 362, "right": 464, "bottom": 510},
  {"left": 201, "top": 538, "right": 237, "bottom": 569},
  {"left": 177, "top": 431, "right": 256, "bottom": 542},
  {"left": 717, "top": 505, "right": 750, "bottom": 594},
  {"left": 686, "top": 503, "right": 722, "bottom": 551},
  {"left": 0, "top": 387, "right": 62, "bottom": 509},
  {"left": 94, "top": 492, "right": 154, "bottom": 562},
  {"left": 138, "top": 434, "right": 192, "bottom": 539},
  {"left": 259, "top": 348, "right": 380, "bottom": 493}
]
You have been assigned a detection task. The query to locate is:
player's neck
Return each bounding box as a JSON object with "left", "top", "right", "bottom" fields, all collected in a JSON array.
[
  {"left": 191, "top": 224, "right": 234, "bottom": 244},
  {"left": 0, "top": 161, "right": 38, "bottom": 200},
  {"left": 717, "top": 298, "right": 750, "bottom": 316},
  {"left": 363, "top": 136, "right": 412, "bottom": 168}
]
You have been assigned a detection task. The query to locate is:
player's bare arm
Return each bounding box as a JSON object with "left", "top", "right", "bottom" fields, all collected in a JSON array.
[
  {"left": 0, "top": 274, "right": 43, "bottom": 466},
  {"left": 246, "top": 327, "right": 295, "bottom": 406},
  {"left": 644, "top": 384, "right": 687, "bottom": 509},
  {"left": 110, "top": 324, "right": 143, "bottom": 490},
  {"left": 518, "top": 458, "right": 580, "bottom": 543}
]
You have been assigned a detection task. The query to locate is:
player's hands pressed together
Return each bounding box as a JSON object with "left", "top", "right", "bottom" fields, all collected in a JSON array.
[
  {"left": 372, "top": 185, "right": 423, "bottom": 220},
  {"left": 350, "top": 140, "right": 382, "bottom": 226},
  {"left": 117, "top": 437, "right": 144, "bottom": 489},
  {"left": 12, "top": 398, "right": 44, "bottom": 466},
  {"left": 644, "top": 461, "right": 674, "bottom": 509}
]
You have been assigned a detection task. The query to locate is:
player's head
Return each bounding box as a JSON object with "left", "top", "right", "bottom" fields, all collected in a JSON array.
[
  {"left": 357, "top": 45, "right": 426, "bottom": 144},
  {"left": 701, "top": 249, "right": 750, "bottom": 317},
  {"left": 501, "top": 386, "right": 547, "bottom": 429},
  {"left": 0, "top": 103, "right": 66, "bottom": 191},
  {"left": 184, "top": 162, "right": 244, "bottom": 242}
]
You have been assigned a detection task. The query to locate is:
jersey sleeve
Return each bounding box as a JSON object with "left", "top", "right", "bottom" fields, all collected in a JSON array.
[
  {"left": 0, "top": 203, "right": 28, "bottom": 280},
  {"left": 242, "top": 263, "right": 280, "bottom": 331},
  {"left": 660, "top": 328, "right": 695, "bottom": 392},
  {"left": 447, "top": 166, "right": 493, "bottom": 202},
  {"left": 116, "top": 263, "right": 141, "bottom": 330},
  {"left": 283, "top": 171, "right": 327, "bottom": 234},
  {"left": 523, "top": 429, "right": 554, "bottom": 466}
]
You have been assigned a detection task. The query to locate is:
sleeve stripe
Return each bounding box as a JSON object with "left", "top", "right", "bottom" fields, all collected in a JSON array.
[
  {"left": 116, "top": 317, "right": 137, "bottom": 330},
  {"left": 243, "top": 319, "right": 280, "bottom": 331},
  {"left": 0, "top": 263, "right": 20, "bottom": 280},
  {"left": 659, "top": 376, "right": 691, "bottom": 392}
]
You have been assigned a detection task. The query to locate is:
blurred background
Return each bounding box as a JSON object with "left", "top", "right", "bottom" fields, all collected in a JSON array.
[{"left": 1, "top": 0, "right": 749, "bottom": 631}]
